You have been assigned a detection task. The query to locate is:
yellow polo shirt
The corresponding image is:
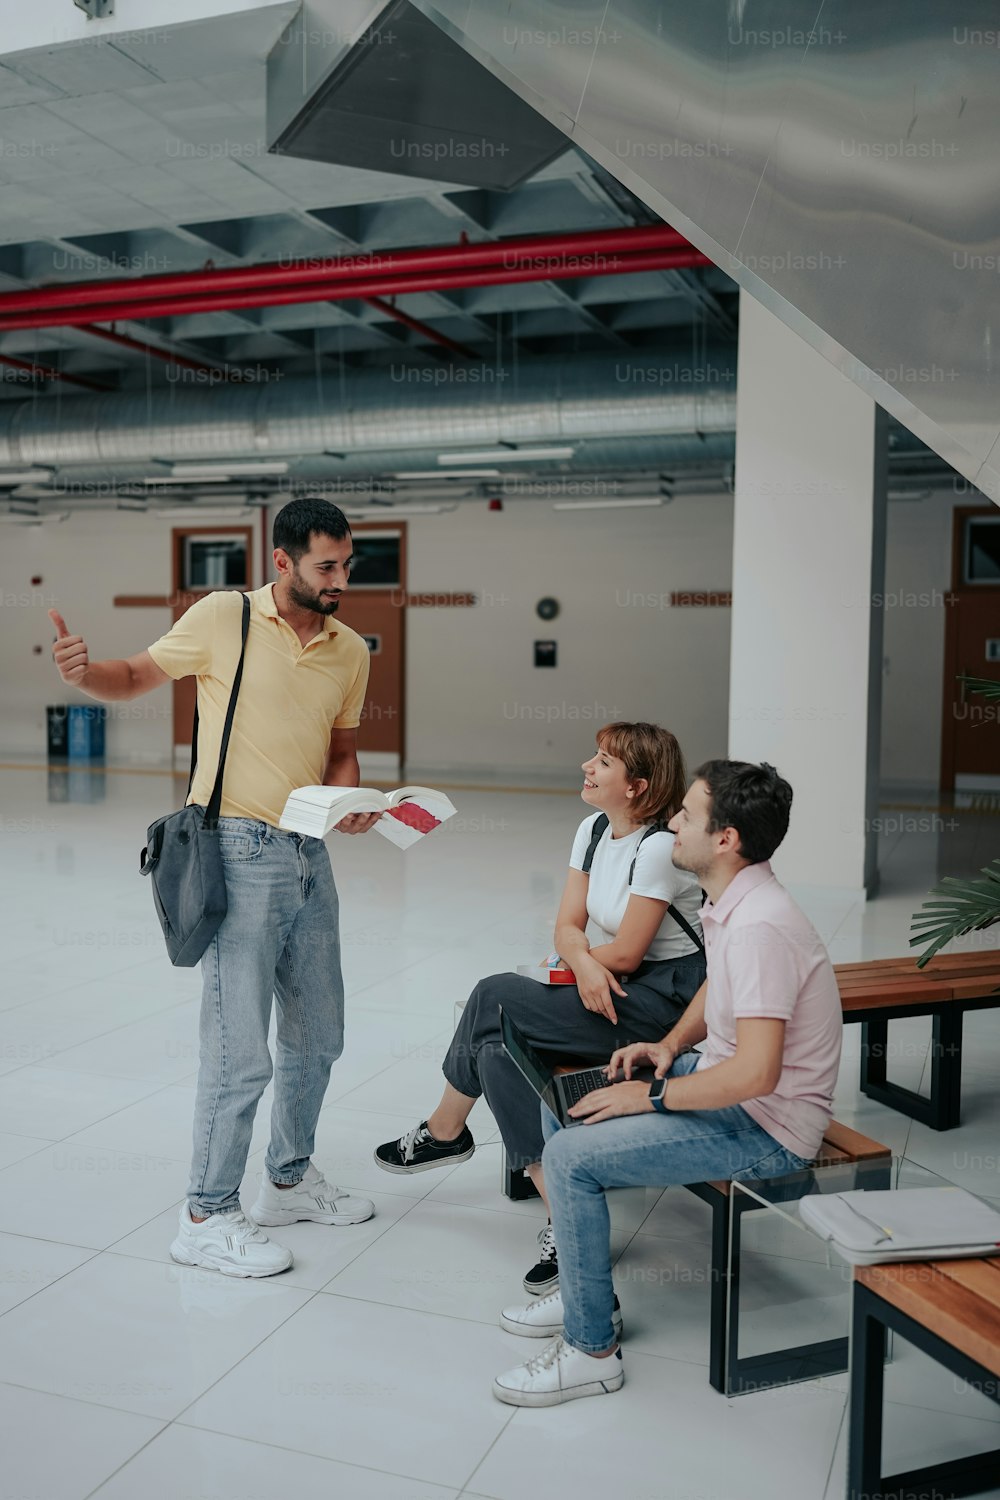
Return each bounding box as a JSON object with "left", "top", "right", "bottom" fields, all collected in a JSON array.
[{"left": 148, "top": 584, "right": 370, "bottom": 827}]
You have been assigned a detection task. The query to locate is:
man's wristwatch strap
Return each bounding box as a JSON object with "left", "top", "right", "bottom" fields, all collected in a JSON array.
[{"left": 648, "top": 1077, "right": 670, "bottom": 1115}]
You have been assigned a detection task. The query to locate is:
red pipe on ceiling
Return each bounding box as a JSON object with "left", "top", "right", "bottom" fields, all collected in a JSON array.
[
  {"left": 0, "top": 225, "right": 695, "bottom": 318},
  {"left": 362, "top": 296, "right": 478, "bottom": 359},
  {"left": 0, "top": 249, "right": 710, "bottom": 333}
]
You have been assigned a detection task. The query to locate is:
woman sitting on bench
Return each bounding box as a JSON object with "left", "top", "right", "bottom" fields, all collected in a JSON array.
[{"left": 374, "top": 720, "right": 706, "bottom": 1293}]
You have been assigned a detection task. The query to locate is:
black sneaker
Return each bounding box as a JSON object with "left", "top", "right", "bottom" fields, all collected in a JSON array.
[
  {"left": 523, "top": 1220, "right": 559, "bottom": 1294},
  {"left": 374, "top": 1120, "right": 475, "bottom": 1174}
]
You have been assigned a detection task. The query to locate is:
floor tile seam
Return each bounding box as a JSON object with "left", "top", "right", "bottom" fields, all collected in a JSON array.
[
  {"left": 0, "top": 1373, "right": 170, "bottom": 1423},
  {"left": 80, "top": 1420, "right": 177, "bottom": 1500},
  {"left": 456, "top": 1404, "right": 520, "bottom": 1497},
  {"left": 307, "top": 1194, "right": 428, "bottom": 1290},
  {"left": 168, "top": 1417, "right": 465, "bottom": 1492},
  {"left": 0, "top": 1245, "right": 104, "bottom": 1324},
  {"left": 0, "top": 971, "right": 197, "bottom": 1023},
  {"left": 820, "top": 1399, "right": 849, "bottom": 1500},
  {"left": 0, "top": 1005, "right": 201, "bottom": 1081},
  {"left": 163, "top": 1280, "right": 328, "bottom": 1428},
  {"left": 0, "top": 1078, "right": 190, "bottom": 1156},
  {"left": 880, "top": 1390, "right": 1000, "bottom": 1426}
]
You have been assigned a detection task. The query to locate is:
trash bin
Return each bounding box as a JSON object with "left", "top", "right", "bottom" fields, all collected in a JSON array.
[
  {"left": 46, "top": 705, "right": 69, "bottom": 760},
  {"left": 67, "top": 704, "right": 106, "bottom": 760}
]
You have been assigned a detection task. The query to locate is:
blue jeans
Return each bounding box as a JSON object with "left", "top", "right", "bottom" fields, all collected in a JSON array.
[
  {"left": 540, "top": 1052, "right": 811, "bottom": 1354},
  {"left": 187, "top": 819, "right": 345, "bottom": 1217}
]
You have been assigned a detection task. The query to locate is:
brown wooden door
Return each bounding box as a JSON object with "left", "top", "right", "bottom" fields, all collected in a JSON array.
[
  {"left": 940, "top": 507, "right": 1000, "bottom": 789},
  {"left": 336, "top": 593, "right": 404, "bottom": 758},
  {"left": 336, "top": 523, "right": 406, "bottom": 762}
]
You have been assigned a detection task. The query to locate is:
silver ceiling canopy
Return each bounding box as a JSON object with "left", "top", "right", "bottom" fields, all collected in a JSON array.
[{"left": 409, "top": 0, "right": 1000, "bottom": 503}]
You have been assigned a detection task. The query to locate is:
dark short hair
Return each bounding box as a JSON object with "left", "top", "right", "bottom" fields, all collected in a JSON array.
[
  {"left": 272, "top": 498, "right": 351, "bottom": 562},
  {"left": 693, "top": 759, "right": 793, "bottom": 863}
]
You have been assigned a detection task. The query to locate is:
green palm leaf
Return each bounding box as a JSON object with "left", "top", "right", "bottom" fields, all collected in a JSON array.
[
  {"left": 910, "top": 674, "right": 1000, "bottom": 966},
  {"left": 910, "top": 858, "right": 1000, "bottom": 967},
  {"left": 957, "top": 675, "right": 1000, "bottom": 701}
]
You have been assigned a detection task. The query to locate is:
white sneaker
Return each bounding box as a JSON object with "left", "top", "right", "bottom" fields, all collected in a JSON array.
[
  {"left": 250, "top": 1162, "right": 374, "bottom": 1227},
  {"left": 500, "top": 1288, "right": 623, "bottom": 1340},
  {"left": 493, "top": 1335, "right": 624, "bottom": 1407},
  {"left": 170, "top": 1204, "right": 292, "bottom": 1278}
]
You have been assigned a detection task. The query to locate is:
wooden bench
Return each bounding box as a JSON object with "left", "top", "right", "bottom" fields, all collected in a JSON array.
[
  {"left": 836, "top": 950, "right": 1000, "bottom": 1131},
  {"left": 850, "top": 1258, "right": 1000, "bottom": 1499}
]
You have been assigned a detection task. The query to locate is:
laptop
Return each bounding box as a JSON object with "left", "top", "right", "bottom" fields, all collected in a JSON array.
[{"left": 500, "top": 1008, "right": 650, "bottom": 1128}]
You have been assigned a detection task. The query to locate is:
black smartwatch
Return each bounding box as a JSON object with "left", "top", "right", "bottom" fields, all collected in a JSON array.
[{"left": 648, "top": 1077, "right": 670, "bottom": 1114}]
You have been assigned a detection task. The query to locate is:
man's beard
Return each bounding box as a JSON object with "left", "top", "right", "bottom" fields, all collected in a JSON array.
[{"left": 289, "top": 570, "right": 340, "bottom": 615}]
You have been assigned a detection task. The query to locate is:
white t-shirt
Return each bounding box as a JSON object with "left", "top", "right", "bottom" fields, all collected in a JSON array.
[{"left": 568, "top": 813, "right": 704, "bottom": 962}]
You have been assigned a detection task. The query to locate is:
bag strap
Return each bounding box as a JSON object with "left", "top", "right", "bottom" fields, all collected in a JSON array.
[
  {"left": 189, "top": 593, "right": 251, "bottom": 828},
  {"left": 580, "top": 811, "right": 705, "bottom": 954}
]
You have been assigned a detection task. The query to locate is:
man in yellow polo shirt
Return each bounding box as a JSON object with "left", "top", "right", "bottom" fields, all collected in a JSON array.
[{"left": 50, "top": 499, "right": 379, "bottom": 1277}]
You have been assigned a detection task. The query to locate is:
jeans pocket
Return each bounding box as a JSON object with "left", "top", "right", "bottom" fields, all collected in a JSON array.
[
  {"left": 216, "top": 827, "right": 265, "bottom": 862},
  {"left": 735, "top": 1144, "right": 811, "bottom": 1183}
]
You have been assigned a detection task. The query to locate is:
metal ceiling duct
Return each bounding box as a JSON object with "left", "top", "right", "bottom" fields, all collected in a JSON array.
[
  {"left": 0, "top": 355, "right": 736, "bottom": 475},
  {"left": 408, "top": 0, "right": 1000, "bottom": 503},
  {"left": 266, "top": 0, "right": 567, "bottom": 190}
]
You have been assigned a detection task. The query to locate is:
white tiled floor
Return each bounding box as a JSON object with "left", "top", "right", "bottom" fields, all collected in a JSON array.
[{"left": 1, "top": 764, "right": 999, "bottom": 1500}]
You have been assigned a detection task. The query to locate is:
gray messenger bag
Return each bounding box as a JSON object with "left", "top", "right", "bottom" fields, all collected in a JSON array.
[{"left": 139, "top": 592, "right": 250, "bottom": 967}]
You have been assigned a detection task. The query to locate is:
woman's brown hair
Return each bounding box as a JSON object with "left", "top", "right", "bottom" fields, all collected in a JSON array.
[{"left": 595, "top": 721, "right": 687, "bottom": 826}]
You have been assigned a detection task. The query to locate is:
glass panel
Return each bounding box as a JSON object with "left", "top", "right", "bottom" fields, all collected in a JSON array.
[
  {"left": 964, "top": 517, "right": 1000, "bottom": 584},
  {"left": 349, "top": 532, "right": 401, "bottom": 588},
  {"left": 183, "top": 536, "right": 247, "bottom": 589},
  {"left": 725, "top": 1157, "right": 951, "bottom": 1395}
]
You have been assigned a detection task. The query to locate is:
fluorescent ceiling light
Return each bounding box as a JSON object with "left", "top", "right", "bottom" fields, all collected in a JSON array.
[
  {"left": 389, "top": 468, "right": 502, "bottom": 480},
  {"left": 437, "top": 446, "right": 574, "bottom": 465},
  {"left": 552, "top": 497, "right": 664, "bottom": 511},
  {"left": 153, "top": 506, "right": 254, "bottom": 519},
  {"left": 141, "top": 475, "right": 232, "bottom": 486},
  {"left": 0, "top": 468, "right": 55, "bottom": 485},
  {"left": 169, "top": 462, "right": 289, "bottom": 479},
  {"left": 343, "top": 504, "right": 456, "bottom": 518}
]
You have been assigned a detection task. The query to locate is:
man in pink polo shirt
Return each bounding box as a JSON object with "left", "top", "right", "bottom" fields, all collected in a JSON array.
[{"left": 492, "top": 760, "right": 842, "bottom": 1408}]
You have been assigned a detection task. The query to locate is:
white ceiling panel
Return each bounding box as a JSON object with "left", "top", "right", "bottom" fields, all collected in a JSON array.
[
  {"left": 0, "top": 62, "right": 61, "bottom": 107},
  {"left": 111, "top": 6, "right": 297, "bottom": 81},
  {"left": 44, "top": 93, "right": 178, "bottom": 165},
  {"left": 10, "top": 43, "right": 160, "bottom": 95}
]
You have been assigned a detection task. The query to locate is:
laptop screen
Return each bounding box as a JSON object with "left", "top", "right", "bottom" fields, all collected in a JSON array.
[{"left": 500, "top": 1008, "right": 560, "bottom": 1115}]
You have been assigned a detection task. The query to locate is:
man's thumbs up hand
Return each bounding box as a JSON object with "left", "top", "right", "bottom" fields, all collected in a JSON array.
[{"left": 49, "top": 608, "right": 90, "bottom": 686}]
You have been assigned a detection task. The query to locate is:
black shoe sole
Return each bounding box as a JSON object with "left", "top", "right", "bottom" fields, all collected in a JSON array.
[
  {"left": 373, "top": 1144, "right": 475, "bottom": 1175},
  {"left": 523, "top": 1268, "right": 559, "bottom": 1295}
]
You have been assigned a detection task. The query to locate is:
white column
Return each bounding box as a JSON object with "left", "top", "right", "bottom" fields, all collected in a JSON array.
[{"left": 729, "top": 292, "right": 887, "bottom": 898}]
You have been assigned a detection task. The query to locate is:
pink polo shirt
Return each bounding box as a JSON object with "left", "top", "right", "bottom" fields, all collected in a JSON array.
[{"left": 695, "top": 862, "right": 842, "bottom": 1159}]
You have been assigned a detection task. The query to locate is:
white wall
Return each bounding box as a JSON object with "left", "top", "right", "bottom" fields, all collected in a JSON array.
[
  {"left": 0, "top": 509, "right": 264, "bottom": 766},
  {"left": 401, "top": 496, "right": 734, "bottom": 780},
  {"left": 0, "top": 487, "right": 978, "bottom": 790}
]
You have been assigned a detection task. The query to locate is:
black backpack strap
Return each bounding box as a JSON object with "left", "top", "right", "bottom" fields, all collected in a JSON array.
[
  {"left": 581, "top": 813, "right": 609, "bottom": 873},
  {"left": 201, "top": 593, "right": 251, "bottom": 827},
  {"left": 628, "top": 821, "right": 707, "bottom": 954}
]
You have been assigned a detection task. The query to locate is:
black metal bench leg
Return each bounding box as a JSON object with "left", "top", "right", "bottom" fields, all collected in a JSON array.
[
  {"left": 859, "top": 1017, "right": 888, "bottom": 1095},
  {"left": 929, "top": 1006, "right": 963, "bottom": 1130},
  {"left": 502, "top": 1146, "right": 540, "bottom": 1201},
  {"left": 860, "top": 1007, "right": 964, "bottom": 1130},
  {"left": 848, "top": 1285, "right": 886, "bottom": 1500},
  {"left": 707, "top": 1192, "right": 729, "bottom": 1393}
]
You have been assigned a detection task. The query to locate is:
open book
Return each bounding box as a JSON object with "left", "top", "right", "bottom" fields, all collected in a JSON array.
[
  {"left": 517, "top": 953, "right": 576, "bottom": 985},
  {"left": 280, "top": 785, "right": 457, "bottom": 849}
]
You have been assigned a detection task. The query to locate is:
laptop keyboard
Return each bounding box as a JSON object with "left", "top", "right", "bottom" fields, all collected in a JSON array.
[{"left": 561, "top": 1067, "right": 609, "bottom": 1105}]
